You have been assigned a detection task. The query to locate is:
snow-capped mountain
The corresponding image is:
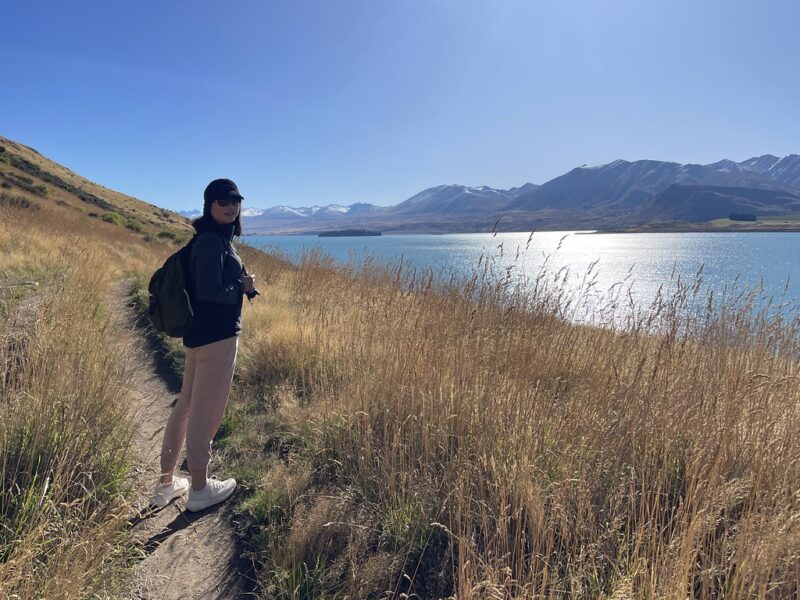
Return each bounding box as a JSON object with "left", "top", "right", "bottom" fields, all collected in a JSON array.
[
  {"left": 263, "top": 204, "right": 357, "bottom": 218},
  {"left": 738, "top": 154, "right": 800, "bottom": 188},
  {"left": 179, "top": 207, "right": 263, "bottom": 218},
  {"left": 739, "top": 154, "right": 781, "bottom": 173},
  {"left": 391, "top": 184, "right": 539, "bottom": 217},
  {"left": 241, "top": 207, "right": 264, "bottom": 217},
  {"left": 180, "top": 153, "right": 800, "bottom": 234}
]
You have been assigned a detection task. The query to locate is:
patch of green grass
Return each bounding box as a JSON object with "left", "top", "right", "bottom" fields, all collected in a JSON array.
[
  {"left": 124, "top": 218, "right": 143, "bottom": 233},
  {"left": 157, "top": 229, "right": 178, "bottom": 240},
  {"left": 264, "top": 559, "right": 344, "bottom": 600},
  {"left": 264, "top": 429, "right": 307, "bottom": 460},
  {"left": 217, "top": 402, "right": 245, "bottom": 437},
  {"left": 377, "top": 498, "right": 431, "bottom": 553},
  {"left": 227, "top": 457, "right": 273, "bottom": 492},
  {"left": 241, "top": 484, "right": 291, "bottom": 528},
  {"left": 100, "top": 212, "right": 124, "bottom": 226}
]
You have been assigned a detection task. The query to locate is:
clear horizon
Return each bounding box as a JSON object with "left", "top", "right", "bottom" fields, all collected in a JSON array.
[{"left": 3, "top": 0, "right": 799, "bottom": 211}]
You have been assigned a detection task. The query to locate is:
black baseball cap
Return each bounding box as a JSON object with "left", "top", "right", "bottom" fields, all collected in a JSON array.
[{"left": 204, "top": 178, "right": 244, "bottom": 204}]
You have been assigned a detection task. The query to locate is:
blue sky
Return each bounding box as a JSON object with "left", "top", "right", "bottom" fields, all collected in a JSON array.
[{"left": 2, "top": 1, "right": 799, "bottom": 211}]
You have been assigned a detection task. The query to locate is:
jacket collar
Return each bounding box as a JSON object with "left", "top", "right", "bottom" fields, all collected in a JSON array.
[{"left": 193, "top": 216, "right": 236, "bottom": 242}]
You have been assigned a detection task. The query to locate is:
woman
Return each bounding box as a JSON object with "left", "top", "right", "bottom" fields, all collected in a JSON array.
[{"left": 150, "top": 178, "right": 256, "bottom": 511}]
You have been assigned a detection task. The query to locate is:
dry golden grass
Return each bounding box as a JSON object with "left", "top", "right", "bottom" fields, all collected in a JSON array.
[
  {"left": 0, "top": 203, "right": 173, "bottom": 598},
  {"left": 233, "top": 244, "right": 800, "bottom": 599}
]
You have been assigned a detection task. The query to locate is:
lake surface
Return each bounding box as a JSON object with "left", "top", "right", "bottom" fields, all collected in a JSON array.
[{"left": 245, "top": 231, "right": 800, "bottom": 324}]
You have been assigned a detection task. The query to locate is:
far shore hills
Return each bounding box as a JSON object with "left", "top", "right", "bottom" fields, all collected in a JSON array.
[
  {"left": 602, "top": 215, "right": 800, "bottom": 234},
  {"left": 230, "top": 155, "right": 800, "bottom": 235}
]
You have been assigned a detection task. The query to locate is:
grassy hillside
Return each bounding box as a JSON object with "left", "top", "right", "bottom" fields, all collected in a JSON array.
[
  {"left": 2, "top": 135, "right": 800, "bottom": 598},
  {"left": 0, "top": 136, "right": 193, "bottom": 597},
  {"left": 0, "top": 199, "right": 169, "bottom": 596},
  {"left": 0, "top": 135, "right": 191, "bottom": 241}
]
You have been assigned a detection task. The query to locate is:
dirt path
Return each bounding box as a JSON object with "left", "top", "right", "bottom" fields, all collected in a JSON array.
[{"left": 115, "top": 281, "right": 251, "bottom": 599}]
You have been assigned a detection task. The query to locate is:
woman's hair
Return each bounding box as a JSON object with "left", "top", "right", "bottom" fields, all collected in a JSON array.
[{"left": 195, "top": 205, "right": 243, "bottom": 237}]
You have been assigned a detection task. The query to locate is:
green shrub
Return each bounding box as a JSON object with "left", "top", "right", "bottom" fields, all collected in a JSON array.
[
  {"left": 100, "top": 212, "right": 123, "bottom": 226},
  {"left": 124, "top": 219, "right": 143, "bottom": 233}
]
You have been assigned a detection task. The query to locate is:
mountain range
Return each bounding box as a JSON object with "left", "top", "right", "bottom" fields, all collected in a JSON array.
[{"left": 198, "top": 155, "right": 800, "bottom": 234}]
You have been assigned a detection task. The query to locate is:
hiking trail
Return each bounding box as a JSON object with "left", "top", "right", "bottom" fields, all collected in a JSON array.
[{"left": 115, "top": 281, "right": 251, "bottom": 599}]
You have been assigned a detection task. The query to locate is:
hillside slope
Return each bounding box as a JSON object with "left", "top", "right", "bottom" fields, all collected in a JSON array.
[
  {"left": 0, "top": 135, "right": 191, "bottom": 239},
  {"left": 633, "top": 184, "right": 800, "bottom": 223}
]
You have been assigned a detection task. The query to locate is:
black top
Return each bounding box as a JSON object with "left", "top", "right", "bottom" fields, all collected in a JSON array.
[{"left": 182, "top": 217, "right": 244, "bottom": 348}]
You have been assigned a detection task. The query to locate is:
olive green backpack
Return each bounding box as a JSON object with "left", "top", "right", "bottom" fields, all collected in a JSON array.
[{"left": 147, "top": 236, "right": 197, "bottom": 337}]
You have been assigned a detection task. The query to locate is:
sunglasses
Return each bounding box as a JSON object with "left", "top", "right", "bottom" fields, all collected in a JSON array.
[{"left": 214, "top": 197, "right": 243, "bottom": 207}]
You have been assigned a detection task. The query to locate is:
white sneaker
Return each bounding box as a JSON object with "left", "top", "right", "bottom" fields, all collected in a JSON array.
[
  {"left": 149, "top": 476, "right": 189, "bottom": 508},
  {"left": 185, "top": 477, "right": 237, "bottom": 512}
]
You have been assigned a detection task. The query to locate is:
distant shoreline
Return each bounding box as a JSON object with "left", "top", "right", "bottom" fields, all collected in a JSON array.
[
  {"left": 600, "top": 224, "right": 800, "bottom": 234},
  {"left": 243, "top": 223, "right": 800, "bottom": 236},
  {"left": 318, "top": 229, "right": 382, "bottom": 237}
]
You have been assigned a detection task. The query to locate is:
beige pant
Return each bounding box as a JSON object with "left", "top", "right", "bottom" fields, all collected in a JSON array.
[{"left": 160, "top": 336, "right": 238, "bottom": 483}]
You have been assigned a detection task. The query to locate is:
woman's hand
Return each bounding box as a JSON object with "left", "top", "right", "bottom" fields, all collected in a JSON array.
[{"left": 242, "top": 274, "right": 256, "bottom": 294}]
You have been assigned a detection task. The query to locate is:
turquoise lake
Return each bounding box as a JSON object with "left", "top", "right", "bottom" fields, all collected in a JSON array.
[{"left": 245, "top": 231, "right": 800, "bottom": 324}]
